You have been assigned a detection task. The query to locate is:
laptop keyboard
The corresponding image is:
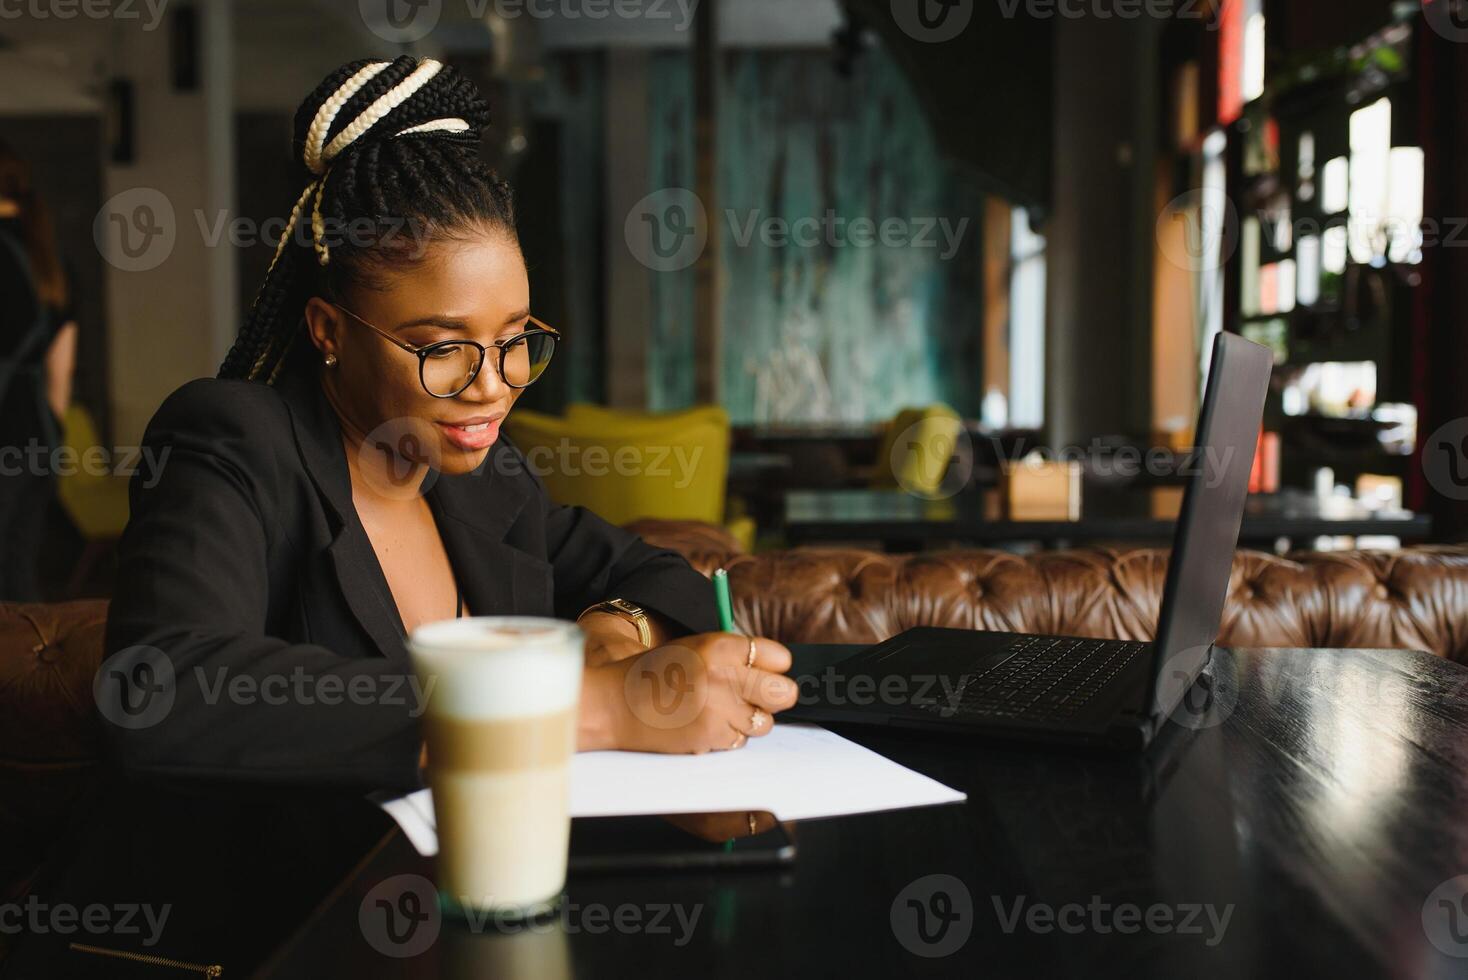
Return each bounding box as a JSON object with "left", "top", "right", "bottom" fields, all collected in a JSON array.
[{"left": 922, "top": 635, "right": 1148, "bottom": 723}]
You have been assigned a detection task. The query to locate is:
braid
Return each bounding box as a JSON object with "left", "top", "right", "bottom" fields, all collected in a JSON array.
[{"left": 219, "top": 56, "right": 515, "bottom": 384}]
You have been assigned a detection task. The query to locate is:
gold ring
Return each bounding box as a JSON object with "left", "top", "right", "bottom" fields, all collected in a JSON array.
[
  {"left": 750, "top": 708, "right": 765, "bottom": 731},
  {"left": 748, "top": 812, "right": 758, "bottom": 836},
  {"left": 746, "top": 636, "right": 758, "bottom": 668}
]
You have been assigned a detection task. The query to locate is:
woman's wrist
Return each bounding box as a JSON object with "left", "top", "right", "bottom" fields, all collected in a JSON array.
[{"left": 578, "top": 611, "right": 649, "bottom": 667}]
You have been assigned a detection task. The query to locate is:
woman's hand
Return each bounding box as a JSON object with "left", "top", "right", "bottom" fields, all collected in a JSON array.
[{"left": 578, "top": 633, "right": 799, "bottom": 754}]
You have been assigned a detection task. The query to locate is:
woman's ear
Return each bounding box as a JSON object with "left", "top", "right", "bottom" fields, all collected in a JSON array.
[{"left": 303, "top": 296, "right": 342, "bottom": 360}]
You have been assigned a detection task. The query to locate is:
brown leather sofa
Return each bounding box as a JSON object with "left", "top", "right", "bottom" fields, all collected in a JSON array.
[{"left": 5, "top": 527, "right": 1468, "bottom": 903}]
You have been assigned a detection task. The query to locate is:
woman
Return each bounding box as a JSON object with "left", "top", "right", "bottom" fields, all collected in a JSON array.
[
  {"left": 102, "top": 57, "right": 797, "bottom": 790},
  {"left": 0, "top": 140, "right": 77, "bottom": 601}
]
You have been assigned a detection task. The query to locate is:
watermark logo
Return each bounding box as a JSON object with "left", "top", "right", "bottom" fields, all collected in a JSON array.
[
  {"left": 93, "top": 645, "right": 176, "bottom": 730},
  {"left": 357, "top": 416, "right": 445, "bottom": 502},
  {"left": 891, "top": 874, "right": 973, "bottom": 957},
  {"left": 1422, "top": 417, "right": 1468, "bottom": 501},
  {"left": 0, "top": 898, "right": 171, "bottom": 947},
  {"left": 360, "top": 874, "right": 442, "bottom": 958},
  {"left": 1424, "top": 875, "right": 1468, "bottom": 957},
  {"left": 1158, "top": 645, "right": 1239, "bottom": 731},
  {"left": 1157, "top": 189, "right": 1239, "bottom": 274},
  {"left": 625, "top": 188, "right": 707, "bottom": 272},
  {"left": 891, "top": 0, "right": 972, "bottom": 42},
  {"left": 623, "top": 643, "right": 709, "bottom": 730},
  {"left": 889, "top": 416, "right": 972, "bottom": 500},
  {"left": 359, "top": 0, "right": 442, "bottom": 43},
  {"left": 94, "top": 188, "right": 176, "bottom": 272},
  {"left": 993, "top": 895, "right": 1233, "bottom": 945},
  {"left": 0, "top": 0, "right": 170, "bottom": 31},
  {"left": 1423, "top": 0, "right": 1468, "bottom": 42}
]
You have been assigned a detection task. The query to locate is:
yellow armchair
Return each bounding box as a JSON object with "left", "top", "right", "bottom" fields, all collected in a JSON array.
[
  {"left": 504, "top": 405, "right": 733, "bottom": 530},
  {"left": 871, "top": 404, "right": 963, "bottom": 497}
]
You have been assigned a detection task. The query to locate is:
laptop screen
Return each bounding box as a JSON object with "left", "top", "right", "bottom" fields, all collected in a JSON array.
[{"left": 1146, "top": 332, "right": 1273, "bottom": 721}]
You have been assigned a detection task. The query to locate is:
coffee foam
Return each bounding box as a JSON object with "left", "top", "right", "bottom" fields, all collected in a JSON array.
[{"left": 410, "top": 617, "right": 584, "bottom": 721}]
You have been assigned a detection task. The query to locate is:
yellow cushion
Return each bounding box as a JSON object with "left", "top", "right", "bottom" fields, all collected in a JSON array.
[
  {"left": 504, "top": 406, "right": 731, "bottom": 527},
  {"left": 57, "top": 405, "right": 130, "bottom": 539}
]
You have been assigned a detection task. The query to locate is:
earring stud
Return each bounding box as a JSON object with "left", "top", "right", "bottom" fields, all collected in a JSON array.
[{"left": 324, "top": 353, "right": 338, "bottom": 367}]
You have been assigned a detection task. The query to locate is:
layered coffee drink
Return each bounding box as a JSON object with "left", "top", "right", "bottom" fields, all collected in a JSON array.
[{"left": 408, "top": 617, "right": 584, "bottom": 919}]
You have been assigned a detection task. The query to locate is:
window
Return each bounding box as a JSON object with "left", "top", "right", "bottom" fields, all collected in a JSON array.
[{"left": 1007, "top": 207, "right": 1046, "bottom": 430}]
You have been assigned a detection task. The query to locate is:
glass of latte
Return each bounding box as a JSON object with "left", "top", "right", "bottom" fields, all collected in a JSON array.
[{"left": 408, "top": 617, "right": 584, "bottom": 921}]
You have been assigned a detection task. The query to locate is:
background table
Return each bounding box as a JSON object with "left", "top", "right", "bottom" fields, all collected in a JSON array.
[
  {"left": 783, "top": 487, "right": 1433, "bottom": 550},
  {"left": 6, "top": 646, "right": 1468, "bottom": 978}
]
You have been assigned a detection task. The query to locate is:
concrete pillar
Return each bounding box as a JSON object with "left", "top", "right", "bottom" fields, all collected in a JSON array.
[
  {"left": 97, "top": 0, "right": 235, "bottom": 444},
  {"left": 1045, "top": 18, "right": 1159, "bottom": 449}
]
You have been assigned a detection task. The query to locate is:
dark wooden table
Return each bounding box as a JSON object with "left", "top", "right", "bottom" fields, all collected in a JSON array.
[
  {"left": 6, "top": 645, "right": 1468, "bottom": 978},
  {"left": 783, "top": 487, "right": 1433, "bottom": 550}
]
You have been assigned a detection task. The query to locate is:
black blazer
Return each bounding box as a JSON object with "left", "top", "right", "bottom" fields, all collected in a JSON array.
[{"left": 102, "top": 365, "right": 719, "bottom": 790}]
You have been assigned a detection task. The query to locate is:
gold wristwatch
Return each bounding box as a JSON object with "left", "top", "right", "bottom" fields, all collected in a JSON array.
[{"left": 579, "top": 598, "right": 653, "bottom": 649}]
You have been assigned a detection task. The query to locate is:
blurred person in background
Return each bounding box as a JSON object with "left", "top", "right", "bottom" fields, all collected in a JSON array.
[{"left": 0, "top": 139, "right": 78, "bottom": 600}]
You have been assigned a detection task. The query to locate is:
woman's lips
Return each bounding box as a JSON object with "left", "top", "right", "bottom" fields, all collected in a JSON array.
[{"left": 436, "top": 418, "right": 501, "bottom": 451}]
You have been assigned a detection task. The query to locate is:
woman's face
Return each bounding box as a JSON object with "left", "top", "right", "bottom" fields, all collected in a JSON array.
[{"left": 306, "top": 229, "right": 533, "bottom": 478}]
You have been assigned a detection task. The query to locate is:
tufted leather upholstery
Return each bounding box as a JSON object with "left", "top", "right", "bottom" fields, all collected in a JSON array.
[{"left": 709, "top": 546, "right": 1468, "bottom": 665}]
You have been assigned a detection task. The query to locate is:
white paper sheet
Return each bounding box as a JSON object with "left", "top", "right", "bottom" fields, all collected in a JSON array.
[{"left": 376, "top": 724, "right": 965, "bottom": 856}]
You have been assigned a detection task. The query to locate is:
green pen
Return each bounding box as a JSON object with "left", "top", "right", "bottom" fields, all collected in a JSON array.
[{"left": 713, "top": 568, "right": 736, "bottom": 633}]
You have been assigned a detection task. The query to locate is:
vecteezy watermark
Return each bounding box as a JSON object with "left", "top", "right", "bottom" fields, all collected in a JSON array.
[
  {"left": 995, "top": 439, "right": 1239, "bottom": 489},
  {"left": 93, "top": 646, "right": 177, "bottom": 730},
  {"left": 891, "top": 874, "right": 974, "bottom": 957},
  {"left": 892, "top": 0, "right": 1221, "bottom": 42},
  {"left": 1157, "top": 190, "right": 1465, "bottom": 275},
  {"left": 358, "top": 875, "right": 702, "bottom": 957},
  {"left": 1422, "top": 0, "right": 1468, "bottom": 42},
  {"left": 1157, "top": 188, "right": 1240, "bottom": 275},
  {"left": 1156, "top": 646, "right": 1239, "bottom": 731},
  {"left": 1423, "top": 875, "right": 1468, "bottom": 958},
  {"left": 360, "top": 875, "right": 441, "bottom": 958},
  {"left": 625, "top": 189, "right": 972, "bottom": 272},
  {"left": 93, "top": 648, "right": 437, "bottom": 730},
  {"left": 0, "top": 440, "right": 168, "bottom": 485},
  {"left": 0, "top": 0, "right": 169, "bottom": 30},
  {"left": 625, "top": 188, "right": 709, "bottom": 273},
  {"left": 623, "top": 643, "right": 709, "bottom": 730},
  {"left": 796, "top": 666, "right": 971, "bottom": 715},
  {"left": 94, "top": 188, "right": 176, "bottom": 273},
  {"left": 1421, "top": 417, "right": 1468, "bottom": 502},
  {"left": 94, "top": 188, "right": 432, "bottom": 273},
  {"left": 519, "top": 441, "right": 705, "bottom": 489},
  {"left": 992, "top": 0, "right": 1221, "bottom": 26},
  {"left": 992, "top": 895, "right": 1234, "bottom": 945},
  {"left": 0, "top": 898, "right": 171, "bottom": 948},
  {"left": 890, "top": 0, "right": 973, "bottom": 43},
  {"left": 726, "top": 211, "right": 971, "bottom": 262},
  {"left": 359, "top": 0, "right": 700, "bottom": 44},
  {"left": 889, "top": 415, "right": 973, "bottom": 500}
]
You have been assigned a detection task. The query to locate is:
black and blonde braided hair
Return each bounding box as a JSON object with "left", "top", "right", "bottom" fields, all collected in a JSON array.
[{"left": 219, "top": 56, "right": 517, "bottom": 384}]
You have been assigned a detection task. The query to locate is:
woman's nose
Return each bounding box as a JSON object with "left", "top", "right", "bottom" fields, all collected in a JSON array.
[{"left": 462, "top": 351, "right": 510, "bottom": 401}]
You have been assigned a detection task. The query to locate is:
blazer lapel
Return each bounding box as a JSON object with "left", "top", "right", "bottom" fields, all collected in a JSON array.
[
  {"left": 428, "top": 441, "right": 555, "bottom": 619},
  {"left": 276, "top": 369, "right": 412, "bottom": 662}
]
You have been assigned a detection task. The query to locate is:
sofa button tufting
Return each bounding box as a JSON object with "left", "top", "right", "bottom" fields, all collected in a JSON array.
[{"left": 1374, "top": 584, "right": 1391, "bottom": 600}]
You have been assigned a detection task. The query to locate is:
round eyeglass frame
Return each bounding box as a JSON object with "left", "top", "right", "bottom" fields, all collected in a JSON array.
[{"left": 330, "top": 302, "right": 561, "bottom": 398}]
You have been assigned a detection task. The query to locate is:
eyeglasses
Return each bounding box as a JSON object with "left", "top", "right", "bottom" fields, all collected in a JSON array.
[{"left": 331, "top": 302, "right": 560, "bottom": 398}]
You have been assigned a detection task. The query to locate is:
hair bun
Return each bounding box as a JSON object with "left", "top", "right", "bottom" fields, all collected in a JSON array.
[{"left": 291, "top": 56, "right": 489, "bottom": 177}]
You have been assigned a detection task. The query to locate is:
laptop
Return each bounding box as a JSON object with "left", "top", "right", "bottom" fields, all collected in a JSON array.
[{"left": 785, "top": 332, "right": 1273, "bottom": 750}]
